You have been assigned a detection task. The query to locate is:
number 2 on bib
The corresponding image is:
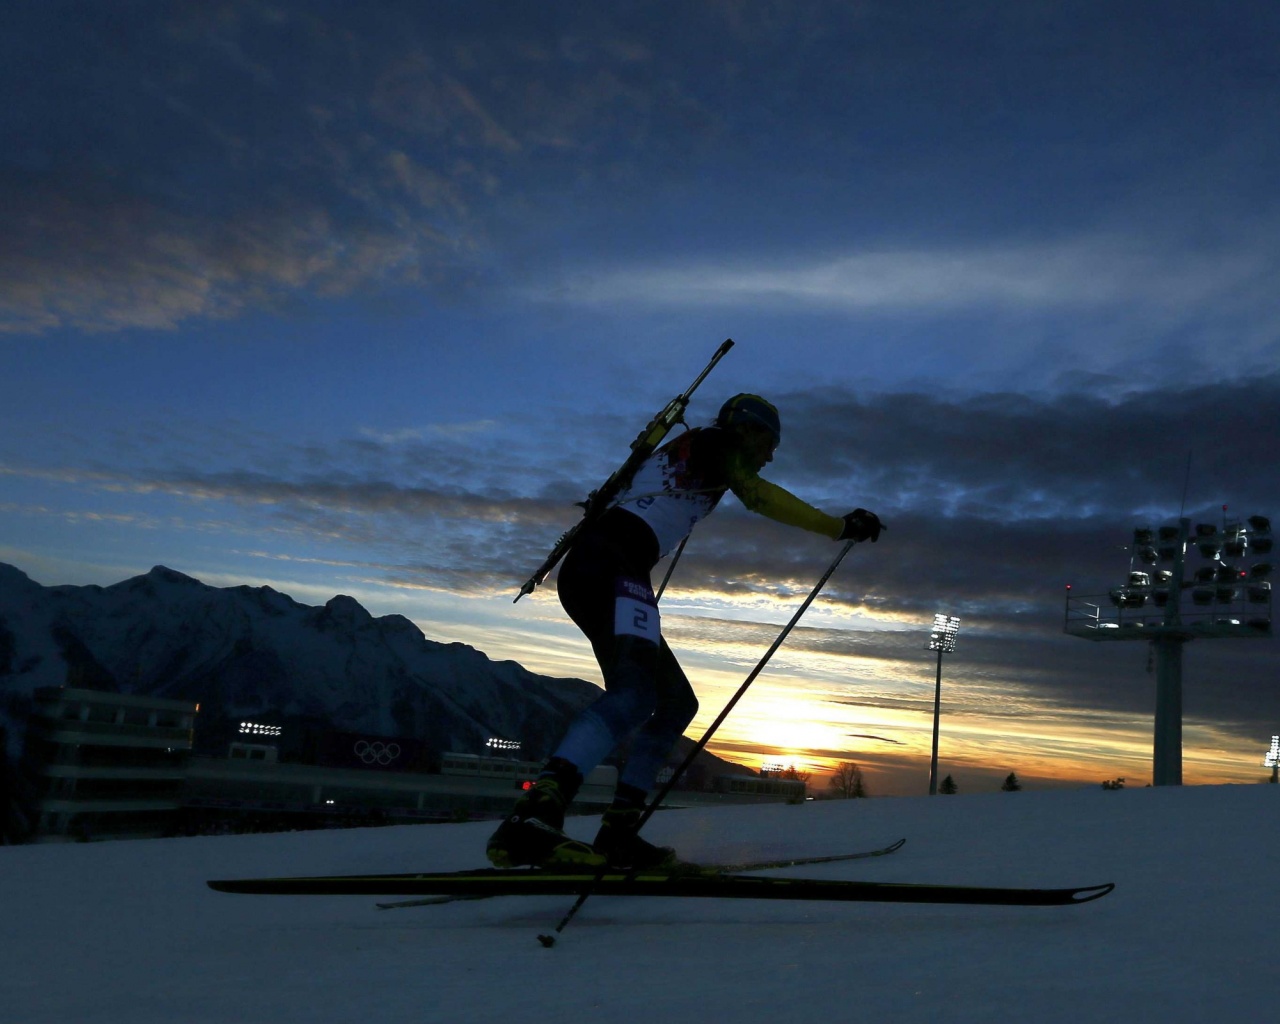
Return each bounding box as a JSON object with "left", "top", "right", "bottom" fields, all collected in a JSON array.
[{"left": 614, "top": 580, "right": 660, "bottom": 642}]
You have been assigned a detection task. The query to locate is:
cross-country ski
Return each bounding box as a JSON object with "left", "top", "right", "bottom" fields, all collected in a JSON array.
[
  {"left": 372, "top": 838, "right": 908, "bottom": 909},
  {"left": 209, "top": 863, "right": 1113, "bottom": 907}
]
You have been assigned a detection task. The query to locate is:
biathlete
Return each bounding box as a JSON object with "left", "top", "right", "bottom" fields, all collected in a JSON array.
[{"left": 487, "top": 394, "right": 884, "bottom": 870}]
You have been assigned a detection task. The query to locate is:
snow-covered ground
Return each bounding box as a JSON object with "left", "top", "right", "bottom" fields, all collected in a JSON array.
[{"left": 2, "top": 784, "right": 1275, "bottom": 1023}]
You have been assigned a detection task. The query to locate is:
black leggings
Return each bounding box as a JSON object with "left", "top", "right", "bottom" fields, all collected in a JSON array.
[{"left": 552, "top": 525, "right": 698, "bottom": 792}]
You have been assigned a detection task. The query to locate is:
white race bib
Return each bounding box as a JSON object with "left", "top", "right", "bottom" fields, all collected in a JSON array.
[{"left": 614, "top": 579, "right": 660, "bottom": 642}]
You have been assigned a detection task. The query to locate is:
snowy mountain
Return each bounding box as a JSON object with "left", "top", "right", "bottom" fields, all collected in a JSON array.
[{"left": 0, "top": 562, "right": 601, "bottom": 764}]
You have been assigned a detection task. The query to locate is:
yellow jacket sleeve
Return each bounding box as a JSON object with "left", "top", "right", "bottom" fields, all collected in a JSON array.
[{"left": 726, "top": 458, "right": 844, "bottom": 539}]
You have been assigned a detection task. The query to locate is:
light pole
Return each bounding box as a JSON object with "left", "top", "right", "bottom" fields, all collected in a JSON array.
[
  {"left": 1065, "top": 510, "right": 1272, "bottom": 786},
  {"left": 927, "top": 613, "right": 960, "bottom": 796}
]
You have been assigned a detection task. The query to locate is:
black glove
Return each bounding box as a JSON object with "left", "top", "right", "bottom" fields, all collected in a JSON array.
[{"left": 839, "top": 508, "right": 884, "bottom": 543}]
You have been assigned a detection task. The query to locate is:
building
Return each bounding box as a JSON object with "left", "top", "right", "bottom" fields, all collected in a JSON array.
[
  {"left": 16, "top": 689, "right": 805, "bottom": 841},
  {"left": 712, "top": 773, "right": 808, "bottom": 802},
  {"left": 180, "top": 751, "right": 621, "bottom": 831},
  {"left": 20, "top": 687, "right": 197, "bottom": 842}
]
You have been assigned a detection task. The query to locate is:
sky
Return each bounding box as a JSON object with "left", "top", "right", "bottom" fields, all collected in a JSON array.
[{"left": 3, "top": 1, "right": 1279, "bottom": 796}]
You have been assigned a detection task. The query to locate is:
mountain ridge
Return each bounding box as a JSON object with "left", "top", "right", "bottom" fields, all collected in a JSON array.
[{"left": 0, "top": 562, "right": 602, "bottom": 765}]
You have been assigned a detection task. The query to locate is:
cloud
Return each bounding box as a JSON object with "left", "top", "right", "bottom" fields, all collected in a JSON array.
[
  {"left": 7, "top": 2, "right": 1279, "bottom": 339},
  {"left": 773, "top": 376, "right": 1280, "bottom": 517},
  {"left": 0, "top": 4, "right": 721, "bottom": 335},
  {"left": 6, "top": 373, "right": 1277, "bottom": 615},
  {"left": 0, "top": 187, "right": 420, "bottom": 334},
  {"left": 3, "top": 368, "right": 1276, "bottom": 768},
  {"left": 358, "top": 421, "right": 501, "bottom": 445},
  {"left": 542, "top": 234, "right": 1277, "bottom": 317},
  {"left": 845, "top": 732, "right": 906, "bottom": 746}
]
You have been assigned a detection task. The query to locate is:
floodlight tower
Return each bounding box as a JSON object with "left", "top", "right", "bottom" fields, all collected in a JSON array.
[
  {"left": 1266, "top": 735, "right": 1279, "bottom": 784},
  {"left": 927, "top": 613, "right": 960, "bottom": 796},
  {"left": 1065, "top": 511, "right": 1273, "bottom": 786}
]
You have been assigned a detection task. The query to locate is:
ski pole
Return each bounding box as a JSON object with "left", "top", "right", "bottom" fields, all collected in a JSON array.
[
  {"left": 537, "top": 538, "right": 858, "bottom": 947},
  {"left": 654, "top": 535, "right": 689, "bottom": 602},
  {"left": 639, "top": 539, "right": 856, "bottom": 832}
]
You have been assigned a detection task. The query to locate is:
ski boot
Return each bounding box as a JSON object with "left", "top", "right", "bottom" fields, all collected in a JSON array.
[
  {"left": 592, "top": 804, "right": 679, "bottom": 871},
  {"left": 486, "top": 778, "right": 605, "bottom": 870}
]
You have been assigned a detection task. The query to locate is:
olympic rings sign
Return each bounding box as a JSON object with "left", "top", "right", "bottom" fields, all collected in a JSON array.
[{"left": 353, "top": 739, "right": 402, "bottom": 766}]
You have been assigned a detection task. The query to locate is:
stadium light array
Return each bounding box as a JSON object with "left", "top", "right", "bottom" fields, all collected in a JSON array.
[{"left": 1064, "top": 508, "right": 1272, "bottom": 786}]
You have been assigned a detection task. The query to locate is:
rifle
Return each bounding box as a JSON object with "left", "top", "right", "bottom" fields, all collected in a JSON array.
[{"left": 514, "top": 339, "right": 734, "bottom": 602}]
